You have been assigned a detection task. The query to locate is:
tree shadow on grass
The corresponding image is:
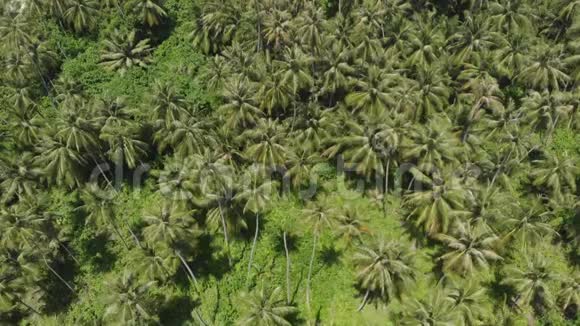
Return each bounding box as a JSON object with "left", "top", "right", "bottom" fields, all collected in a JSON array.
[
  {"left": 191, "top": 234, "right": 231, "bottom": 280},
  {"left": 79, "top": 232, "right": 117, "bottom": 273},
  {"left": 158, "top": 294, "right": 199, "bottom": 326}
]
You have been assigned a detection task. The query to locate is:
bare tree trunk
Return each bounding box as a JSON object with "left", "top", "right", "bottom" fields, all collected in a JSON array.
[
  {"left": 306, "top": 233, "right": 317, "bottom": 309},
  {"left": 247, "top": 213, "right": 260, "bottom": 282},
  {"left": 217, "top": 202, "right": 232, "bottom": 266},
  {"left": 283, "top": 231, "right": 291, "bottom": 304},
  {"left": 357, "top": 289, "right": 370, "bottom": 312}
]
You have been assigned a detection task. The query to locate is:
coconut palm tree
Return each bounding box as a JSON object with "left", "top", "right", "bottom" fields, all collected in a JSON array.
[
  {"left": 141, "top": 201, "right": 201, "bottom": 285},
  {"left": 126, "top": 0, "right": 166, "bottom": 27},
  {"left": 531, "top": 154, "right": 578, "bottom": 198},
  {"left": 219, "top": 78, "right": 263, "bottom": 131},
  {"left": 241, "top": 119, "right": 289, "bottom": 170},
  {"left": 100, "top": 123, "right": 148, "bottom": 169},
  {"left": 502, "top": 254, "right": 556, "bottom": 309},
  {"left": 237, "top": 286, "right": 296, "bottom": 326},
  {"left": 518, "top": 44, "right": 570, "bottom": 91},
  {"left": 400, "top": 283, "right": 460, "bottom": 325},
  {"left": 100, "top": 29, "right": 152, "bottom": 76},
  {"left": 434, "top": 222, "right": 502, "bottom": 276},
  {"left": 235, "top": 167, "right": 276, "bottom": 281},
  {"left": 404, "top": 169, "right": 472, "bottom": 235},
  {"left": 352, "top": 239, "right": 415, "bottom": 311},
  {"left": 103, "top": 269, "right": 157, "bottom": 325},
  {"left": 0, "top": 152, "right": 40, "bottom": 203},
  {"left": 63, "top": 0, "right": 99, "bottom": 33},
  {"left": 262, "top": 7, "right": 292, "bottom": 50},
  {"left": 502, "top": 202, "right": 558, "bottom": 246},
  {"left": 446, "top": 279, "right": 491, "bottom": 325},
  {"left": 302, "top": 201, "right": 335, "bottom": 309},
  {"left": 36, "top": 137, "right": 86, "bottom": 188},
  {"left": 78, "top": 183, "right": 130, "bottom": 249},
  {"left": 558, "top": 270, "right": 580, "bottom": 312},
  {"left": 345, "top": 66, "right": 398, "bottom": 116}
]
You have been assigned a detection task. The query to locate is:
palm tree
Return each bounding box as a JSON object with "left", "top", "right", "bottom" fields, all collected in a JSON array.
[
  {"left": 78, "top": 183, "right": 130, "bottom": 249},
  {"left": 63, "top": 0, "right": 99, "bottom": 33},
  {"left": 237, "top": 286, "right": 296, "bottom": 326},
  {"left": 302, "top": 201, "right": 335, "bottom": 309},
  {"left": 334, "top": 206, "right": 366, "bottom": 246},
  {"left": 502, "top": 203, "right": 558, "bottom": 246},
  {"left": 0, "top": 16, "right": 33, "bottom": 51},
  {"left": 522, "top": 90, "right": 574, "bottom": 139},
  {"left": 36, "top": 137, "right": 86, "bottom": 188},
  {"left": 100, "top": 29, "right": 152, "bottom": 76},
  {"left": 502, "top": 254, "right": 556, "bottom": 309},
  {"left": 149, "top": 81, "right": 191, "bottom": 128},
  {"left": 54, "top": 105, "right": 100, "bottom": 153},
  {"left": 518, "top": 44, "right": 570, "bottom": 91},
  {"left": 345, "top": 66, "right": 398, "bottom": 116},
  {"left": 446, "top": 280, "right": 491, "bottom": 325},
  {"left": 262, "top": 8, "right": 292, "bottom": 50},
  {"left": 402, "top": 117, "right": 460, "bottom": 173},
  {"left": 0, "top": 152, "right": 40, "bottom": 203},
  {"left": 126, "top": 0, "right": 167, "bottom": 27},
  {"left": 276, "top": 46, "right": 313, "bottom": 126},
  {"left": 141, "top": 201, "right": 201, "bottom": 285},
  {"left": 100, "top": 123, "right": 148, "bottom": 169},
  {"left": 434, "top": 222, "right": 502, "bottom": 276},
  {"left": 400, "top": 283, "right": 460, "bottom": 325},
  {"left": 191, "top": 150, "right": 236, "bottom": 265},
  {"left": 488, "top": 0, "right": 533, "bottom": 33},
  {"left": 103, "top": 269, "right": 157, "bottom": 325},
  {"left": 404, "top": 169, "right": 471, "bottom": 235},
  {"left": 409, "top": 66, "right": 451, "bottom": 122},
  {"left": 352, "top": 239, "right": 415, "bottom": 311},
  {"left": 558, "top": 270, "right": 579, "bottom": 312},
  {"left": 154, "top": 116, "right": 215, "bottom": 159},
  {"left": 219, "top": 78, "right": 263, "bottom": 131},
  {"left": 235, "top": 168, "right": 276, "bottom": 281},
  {"left": 531, "top": 154, "right": 578, "bottom": 198},
  {"left": 241, "top": 119, "right": 288, "bottom": 171}
]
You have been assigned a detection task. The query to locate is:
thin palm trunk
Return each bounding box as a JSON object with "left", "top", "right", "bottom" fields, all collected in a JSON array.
[
  {"left": 217, "top": 201, "right": 232, "bottom": 266},
  {"left": 357, "top": 289, "right": 370, "bottom": 312},
  {"left": 283, "top": 230, "right": 291, "bottom": 304},
  {"left": 383, "top": 158, "right": 390, "bottom": 217},
  {"left": 254, "top": 0, "right": 262, "bottom": 52},
  {"left": 13, "top": 295, "right": 41, "bottom": 315},
  {"left": 107, "top": 214, "right": 130, "bottom": 250},
  {"left": 247, "top": 213, "right": 260, "bottom": 282},
  {"left": 306, "top": 233, "right": 317, "bottom": 309},
  {"left": 175, "top": 250, "right": 199, "bottom": 287},
  {"left": 59, "top": 241, "right": 79, "bottom": 265},
  {"left": 43, "top": 257, "right": 75, "bottom": 293}
]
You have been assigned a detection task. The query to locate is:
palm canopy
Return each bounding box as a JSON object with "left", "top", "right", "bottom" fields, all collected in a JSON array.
[
  {"left": 502, "top": 254, "right": 557, "bottom": 308},
  {"left": 100, "top": 30, "right": 152, "bottom": 75},
  {"left": 236, "top": 286, "right": 296, "bottom": 326},
  {"left": 434, "top": 221, "right": 502, "bottom": 276},
  {"left": 352, "top": 239, "right": 416, "bottom": 307}
]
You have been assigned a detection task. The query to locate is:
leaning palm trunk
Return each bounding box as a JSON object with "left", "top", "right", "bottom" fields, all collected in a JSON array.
[
  {"left": 247, "top": 213, "right": 260, "bottom": 282},
  {"left": 357, "top": 289, "right": 370, "bottom": 312},
  {"left": 306, "top": 233, "right": 317, "bottom": 309},
  {"left": 12, "top": 294, "right": 41, "bottom": 315},
  {"left": 383, "top": 158, "right": 390, "bottom": 217},
  {"left": 175, "top": 250, "right": 199, "bottom": 287},
  {"left": 217, "top": 202, "right": 232, "bottom": 266},
  {"left": 283, "top": 231, "right": 291, "bottom": 304}
]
